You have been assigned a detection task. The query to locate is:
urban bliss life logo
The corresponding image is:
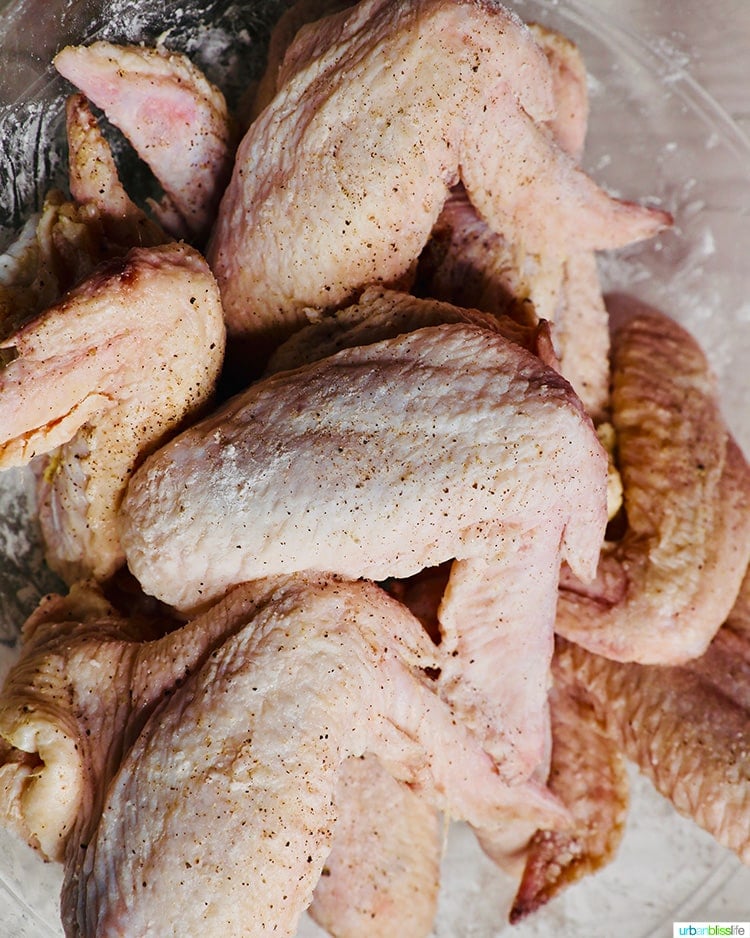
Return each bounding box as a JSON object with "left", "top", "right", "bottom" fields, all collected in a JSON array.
[{"left": 674, "top": 925, "right": 748, "bottom": 936}]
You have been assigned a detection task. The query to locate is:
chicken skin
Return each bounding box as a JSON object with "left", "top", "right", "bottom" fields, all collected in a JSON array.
[
  {"left": 0, "top": 574, "right": 564, "bottom": 937},
  {"left": 0, "top": 241, "right": 225, "bottom": 582},
  {"left": 247, "top": 0, "right": 352, "bottom": 127},
  {"left": 308, "top": 753, "right": 443, "bottom": 938},
  {"left": 552, "top": 251, "right": 611, "bottom": 421},
  {"left": 416, "top": 20, "right": 591, "bottom": 326},
  {"left": 264, "top": 284, "right": 557, "bottom": 376},
  {"left": 557, "top": 304, "right": 750, "bottom": 663},
  {"left": 0, "top": 570, "right": 572, "bottom": 937},
  {"left": 266, "top": 288, "right": 556, "bottom": 938},
  {"left": 513, "top": 569, "right": 750, "bottom": 915},
  {"left": 54, "top": 41, "right": 235, "bottom": 243},
  {"left": 121, "top": 320, "right": 606, "bottom": 613},
  {"left": 528, "top": 23, "right": 589, "bottom": 163},
  {"left": 208, "top": 0, "right": 670, "bottom": 366},
  {"left": 0, "top": 5, "right": 723, "bottom": 934}
]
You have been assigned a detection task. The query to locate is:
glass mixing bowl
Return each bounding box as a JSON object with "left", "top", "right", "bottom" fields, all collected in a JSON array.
[{"left": 1, "top": 1, "right": 750, "bottom": 936}]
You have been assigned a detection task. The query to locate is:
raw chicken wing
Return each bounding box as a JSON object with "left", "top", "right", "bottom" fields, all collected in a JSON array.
[
  {"left": 416, "top": 23, "right": 611, "bottom": 418},
  {"left": 553, "top": 594, "right": 750, "bottom": 866},
  {"left": 54, "top": 41, "right": 235, "bottom": 242},
  {"left": 510, "top": 649, "right": 629, "bottom": 920},
  {"left": 0, "top": 575, "right": 565, "bottom": 935},
  {"left": 557, "top": 304, "right": 750, "bottom": 663},
  {"left": 208, "top": 0, "right": 669, "bottom": 365},
  {"left": 120, "top": 320, "right": 607, "bottom": 618},
  {"left": 0, "top": 242, "right": 225, "bottom": 582},
  {"left": 61, "top": 574, "right": 565, "bottom": 937}
]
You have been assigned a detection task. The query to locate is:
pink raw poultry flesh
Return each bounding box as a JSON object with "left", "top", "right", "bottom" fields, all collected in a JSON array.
[
  {"left": 0, "top": 92, "right": 225, "bottom": 585},
  {"left": 208, "top": 0, "right": 670, "bottom": 368},
  {"left": 54, "top": 40, "right": 236, "bottom": 243},
  {"left": 0, "top": 242, "right": 225, "bottom": 583},
  {"left": 0, "top": 0, "right": 741, "bottom": 933},
  {"left": 0, "top": 573, "right": 568, "bottom": 937}
]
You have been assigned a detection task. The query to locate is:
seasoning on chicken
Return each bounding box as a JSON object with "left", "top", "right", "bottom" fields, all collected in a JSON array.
[
  {"left": 416, "top": 23, "right": 611, "bottom": 419},
  {"left": 556, "top": 302, "right": 750, "bottom": 663},
  {"left": 0, "top": 582, "right": 166, "bottom": 864},
  {"left": 120, "top": 318, "right": 607, "bottom": 613},
  {"left": 266, "top": 288, "right": 468, "bottom": 937},
  {"left": 510, "top": 650, "right": 629, "bottom": 921},
  {"left": 552, "top": 569, "right": 750, "bottom": 867},
  {"left": 54, "top": 40, "right": 235, "bottom": 243},
  {"left": 308, "top": 754, "right": 443, "bottom": 938},
  {"left": 534, "top": 19, "right": 606, "bottom": 416},
  {"left": 0, "top": 573, "right": 562, "bottom": 937},
  {"left": 207, "top": 0, "right": 670, "bottom": 367},
  {"left": 0, "top": 241, "right": 225, "bottom": 582},
  {"left": 0, "top": 2, "right": 728, "bottom": 933},
  {"left": 0, "top": 579, "right": 361, "bottom": 861},
  {"left": 65, "top": 93, "right": 167, "bottom": 250}
]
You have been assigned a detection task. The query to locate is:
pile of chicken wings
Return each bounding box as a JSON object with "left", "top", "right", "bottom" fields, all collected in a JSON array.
[{"left": 0, "top": 1, "right": 749, "bottom": 935}]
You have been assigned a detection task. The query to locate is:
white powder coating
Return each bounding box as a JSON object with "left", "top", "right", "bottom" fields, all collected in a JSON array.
[{"left": 120, "top": 323, "right": 608, "bottom": 612}]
